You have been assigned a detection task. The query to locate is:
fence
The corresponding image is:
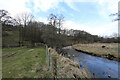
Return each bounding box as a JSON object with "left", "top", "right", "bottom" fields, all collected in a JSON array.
[{"left": 46, "top": 45, "right": 71, "bottom": 78}]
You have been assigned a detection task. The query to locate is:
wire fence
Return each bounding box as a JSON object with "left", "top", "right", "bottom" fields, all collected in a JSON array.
[{"left": 46, "top": 45, "right": 71, "bottom": 78}]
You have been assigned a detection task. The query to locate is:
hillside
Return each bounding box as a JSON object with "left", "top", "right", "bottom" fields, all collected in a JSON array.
[{"left": 2, "top": 31, "right": 19, "bottom": 47}]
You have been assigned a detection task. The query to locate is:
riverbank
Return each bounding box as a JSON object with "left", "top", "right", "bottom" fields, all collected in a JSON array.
[
  {"left": 62, "top": 48, "right": 119, "bottom": 78},
  {"left": 49, "top": 48, "right": 92, "bottom": 78},
  {"left": 72, "top": 43, "right": 119, "bottom": 61}
]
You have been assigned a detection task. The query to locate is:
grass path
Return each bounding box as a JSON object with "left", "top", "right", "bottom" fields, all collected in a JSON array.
[{"left": 2, "top": 47, "right": 49, "bottom": 78}]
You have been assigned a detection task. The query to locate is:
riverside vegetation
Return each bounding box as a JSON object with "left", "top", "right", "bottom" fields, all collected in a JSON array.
[
  {"left": 73, "top": 43, "right": 119, "bottom": 61},
  {"left": 49, "top": 48, "right": 91, "bottom": 78}
]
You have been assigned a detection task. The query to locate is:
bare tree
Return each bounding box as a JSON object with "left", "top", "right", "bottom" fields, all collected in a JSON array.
[
  {"left": 48, "top": 13, "right": 57, "bottom": 27},
  {"left": 15, "top": 12, "right": 34, "bottom": 27},
  {"left": 57, "top": 14, "right": 64, "bottom": 34},
  {"left": 14, "top": 12, "right": 34, "bottom": 46},
  {"left": 0, "top": 10, "right": 14, "bottom": 25},
  {"left": 0, "top": 10, "right": 8, "bottom": 22},
  {"left": 111, "top": 33, "right": 118, "bottom": 39},
  {"left": 48, "top": 13, "right": 64, "bottom": 34}
]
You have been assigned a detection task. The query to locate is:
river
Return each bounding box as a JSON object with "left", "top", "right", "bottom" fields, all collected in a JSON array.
[{"left": 63, "top": 49, "right": 119, "bottom": 78}]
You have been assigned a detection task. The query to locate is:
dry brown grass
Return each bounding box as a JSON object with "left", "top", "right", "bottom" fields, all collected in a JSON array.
[
  {"left": 49, "top": 48, "right": 91, "bottom": 78},
  {"left": 72, "top": 43, "right": 119, "bottom": 59}
]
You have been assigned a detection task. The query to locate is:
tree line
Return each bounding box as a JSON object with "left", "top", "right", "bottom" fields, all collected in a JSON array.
[{"left": 1, "top": 10, "right": 119, "bottom": 48}]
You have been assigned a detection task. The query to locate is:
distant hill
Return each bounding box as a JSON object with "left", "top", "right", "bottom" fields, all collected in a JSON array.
[{"left": 2, "top": 24, "right": 118, "bottom": 48}]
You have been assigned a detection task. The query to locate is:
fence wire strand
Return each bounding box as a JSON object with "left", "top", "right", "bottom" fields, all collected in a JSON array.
[{"left": 46, "top": 45, "right": 71, "bottom": 78}]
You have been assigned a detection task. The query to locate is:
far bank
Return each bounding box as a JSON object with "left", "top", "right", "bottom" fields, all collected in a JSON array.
[{"left": 72, "top": 43, "right": 119, "bottom": 61}]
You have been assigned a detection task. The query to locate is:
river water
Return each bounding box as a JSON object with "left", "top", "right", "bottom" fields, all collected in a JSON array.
[{"left": 63, "top": 49, "right": 119, "bottom": 78}]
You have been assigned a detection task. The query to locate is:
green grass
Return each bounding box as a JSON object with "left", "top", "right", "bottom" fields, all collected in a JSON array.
[
  {"left": 73, "top": 43, "right": 118, "bottom": 58},
  {"left": 2, "top": 47, "right": 49, "bottom": 78},
  {"left": 2, "top": 47, "right": 25, "bottom": 54}
]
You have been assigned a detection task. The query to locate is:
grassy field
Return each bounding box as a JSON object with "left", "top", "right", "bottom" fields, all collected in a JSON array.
[
  {"left": 2, "top": 47, "right": 49, "bottom": 78},
  {"left": 72, "top": 43, "right": 119, "bottom": 61},
  {"left": 2, "top": 47, "right": 24, "bottom": 54}
]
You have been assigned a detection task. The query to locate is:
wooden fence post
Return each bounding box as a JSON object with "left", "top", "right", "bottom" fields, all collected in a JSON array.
[
  {"left": 46, "top": 45, "right": 48, "bottom": 61},
  {"left": 52, "top": 57, "right": 57, "bottom": 78},
  {"left": 46, "top": 45, "right": 53, "bottom": 78}
]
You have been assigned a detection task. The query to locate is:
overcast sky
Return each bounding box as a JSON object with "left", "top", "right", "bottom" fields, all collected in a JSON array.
[{"left": 0, "top": 0, "right": 119, "bottom": 36}]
